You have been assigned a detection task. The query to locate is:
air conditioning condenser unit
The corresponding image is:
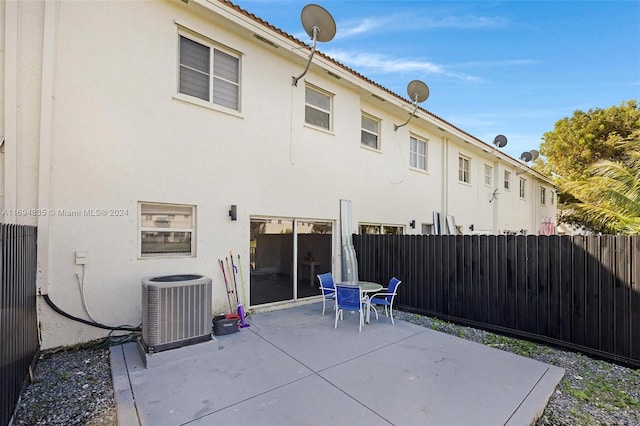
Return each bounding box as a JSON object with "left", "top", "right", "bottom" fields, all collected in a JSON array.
[{"left": 141, "top": 274, "right": 212, "bottom": 353}]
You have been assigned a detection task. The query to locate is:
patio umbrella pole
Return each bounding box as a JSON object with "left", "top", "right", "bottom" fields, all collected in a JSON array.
[{"left": 219, "top": 259, "right": 234, "bottom": 313}]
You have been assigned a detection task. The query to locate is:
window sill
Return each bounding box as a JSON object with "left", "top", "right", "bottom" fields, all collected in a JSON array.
[
  {"left": 303, "top": 123, "right": 335, "bottom": 135},
  {"left": 457, "top": 181, "right": 472, "bottom": 187},
  {"left": 173, "top": 93, "right": 244, "bottom": 119},
  {"left": 409, "top": 167, "right": 429, "bottom": 175},
  {"left": 360, "top": 145, "right": 382, "bottom": 154},
  {"left": 138, "top": 254, "right": 196, "bottom": 260}
]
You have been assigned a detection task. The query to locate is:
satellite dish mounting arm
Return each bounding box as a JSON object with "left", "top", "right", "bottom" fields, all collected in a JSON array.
[
  {"left": 292, "top": 26, "right": 319, "bottom": 86},
  {"left": 394, "top": 94, "right": 420, "bottom": 131}
]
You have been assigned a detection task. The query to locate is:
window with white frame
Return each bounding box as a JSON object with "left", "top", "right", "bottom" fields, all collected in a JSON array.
[
  {"left": 519, "top": 178, "right": 527, "bottom": 198},
  {"left": 550, "top": 191, "right": 555, "bottom": 205},
  {"left": 305, "top": 85, "right": 332, "bottom": 130},
  {"left": 458, "top": 155, "right": 470, "bottom": 183},
  {"left": 178, "top": 34, "right": 240, "bottom": 110},
  {"left": 504, "top": 170, "right": 511, "bottom": 190},
  {"left": 140, "top": 202, "right": 195, "bottom": 257},
  {"left": 484, "top": 164, "right": 493, "bottom": 186},
  {"left": 410, "top": 136, "right": 427, "bottom": 171},
  {"left": 540, "top": 186, "right": 546, "bottom": 204},
  {"left": 361, "top": 113, "right": 380, "bottom": 149},
  {"left": 359, "top": 223, "right": 404, "bottom": 235}
]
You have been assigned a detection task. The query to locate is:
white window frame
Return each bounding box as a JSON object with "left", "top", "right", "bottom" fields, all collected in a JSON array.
[
  {"left": 410, "top": 135, "right": 428, "bottom": 171},
  {"left": 484, "top": 164, "right": 493, "bottom": 186},
  {"left": 305, "top": 84, "right": 333, "bottom": 131},
  {"left": 504, "top": 170, "right": 511, "bottom": 190},
  {"left": 540, "top": 186, "right": 547, "bottom": 205},
  {"left": 177, "top": 32, "right": 241, "bottom": 111},
  {"left": 361, "top": 112, "right": 381, "bottom": 150},
  {"left": 458, "top": 155, "right": 471, "bottom": 183},
  {"left": 139, "top": 202, "right": 196, "bottom": 258},
  {"left": 519, "top": 178, "right": 527, "bottom": 199}
]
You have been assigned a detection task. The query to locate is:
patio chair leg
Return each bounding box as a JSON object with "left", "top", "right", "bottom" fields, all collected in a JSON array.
[{"left": 390, "top": 308, "right": 394, "bottom": 325}]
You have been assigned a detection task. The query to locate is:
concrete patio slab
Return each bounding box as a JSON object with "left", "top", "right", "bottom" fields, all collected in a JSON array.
[{"left": 110, "top": 302, "right": 564, "bottom": 426}]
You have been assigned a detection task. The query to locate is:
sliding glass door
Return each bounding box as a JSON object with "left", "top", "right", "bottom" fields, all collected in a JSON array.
[{"left": 249, "top": 217, "right": 332, "bottom": 306}]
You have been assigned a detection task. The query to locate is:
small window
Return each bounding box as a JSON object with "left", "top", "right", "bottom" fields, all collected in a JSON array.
[
  {"left": 178, "top": 35, "right": 240, "bottom": 110},
  {"left": 540, "top": 186, "right": 546, "bottom": 204},
  {"left": 410, "top": 136, "right": 428, "bottom": 171},
  {"left": 484, "top": 164, "right": 493, "bottom": 186},
  {"left": 140, "top": 202, "right": 195, "bottom": 257},
  {"left": 550, "top": 191, "right": 555, "bottom": 205},
  {"left": 519, "top": 178, "right": 527, "bottom": 199},
  {"left": 359, "top": 223, "right": 404, "bottom": 235},
  {"left": 359, "top": 224, "right": 381, "bottom": 234},
  {"left": 361, "top": 113, "right": 380, "bottom": 149},
  {"left": 504, "top": 170, "right": 511, "bottom": 190},
  {"left": 305, "top": 85, "right": 332, "bottom": 130},
  {"left": 458, "top": 156, "right": 470, "bottom": 183}
]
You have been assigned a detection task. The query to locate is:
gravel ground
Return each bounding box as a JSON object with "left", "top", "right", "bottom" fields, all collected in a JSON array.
[{"left": 12, "top": 312, "right": 640, "bottom": 425}]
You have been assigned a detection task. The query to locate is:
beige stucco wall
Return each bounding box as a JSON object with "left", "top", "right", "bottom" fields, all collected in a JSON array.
[{"left": 8, "top": 0, "right": 557, "bottom": 348}]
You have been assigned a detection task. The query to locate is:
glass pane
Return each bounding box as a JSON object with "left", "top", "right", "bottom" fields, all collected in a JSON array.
[
  {"left": 141, "top": 231, "right": 191, "bottom": 255},
  {"left": 418, "top": 155, "right": 425, "bottom": 170},
  {"left": 410, "top": 152, "right": 417, "bottom": 168},
  {"left": 250, "top": 218, "right": 294, "bottom": 305},
  {"left": 410, "top": 137, "right": 417, "bottom": 153},
  {"left": 213, "top": 78, "right": 239, "bottom": 109},
  {"left": 362, "top": 115, "right": 378, "bottom": 133},
  {"left": 417, "top": 140, "right": 425, "bottom": 155},
  {"left": 305, "top": 106, "right": 330, "bottom": 129},
  {"left": 305, "top": 87, "right": 330, "bottom": 110},
  {"left": 361, "top": 131, "right": 378, "bottom": 148},
  {"left": 213, "top": 50, "right": 239, "bottom": 83},
  {"left": 141, "top": 204, "right": 193, "bottom": 228},
  {"left": 383, "top": 225, "right": 403, "bottom": 235},
  {"left": 359, "top": 224, "right": 380, "bottom": 234},
  {"left": 180, "top": 36, "right": 209, "bottom": 73},
  {"left": 180, "top": 67, "right": 209, "bottom": 101},
  {"left": 296, "top": 221, "right": 332, "bottom": 299}
]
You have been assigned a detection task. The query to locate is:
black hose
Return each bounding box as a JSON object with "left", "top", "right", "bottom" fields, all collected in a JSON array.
[{"left": 43, "top": 294, "right": 141, "bottom": 332}]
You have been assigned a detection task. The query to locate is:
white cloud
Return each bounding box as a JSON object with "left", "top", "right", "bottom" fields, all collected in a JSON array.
[{"left": 324, "top": 49, "right": 480, "bottom": 81}]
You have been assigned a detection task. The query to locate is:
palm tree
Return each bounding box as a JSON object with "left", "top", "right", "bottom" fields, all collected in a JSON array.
[{"left": 562, "top": 138, "right": 640, "bottom": 234}]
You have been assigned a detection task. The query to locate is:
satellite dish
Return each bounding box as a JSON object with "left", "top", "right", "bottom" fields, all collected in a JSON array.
[
  {"left": 301, "top": 4, "right": 336, "bottom": 42},
  {"left": 529, "top": 149, "right": 539, "bottom": 161},
  {"left": 520, "top": 151, "right": 533, "bottom": 162},
  {"left": 493, "top": 134, "right": 508, "bottom": 148},
  {"left": 407, "top": 80, "right": 430, "bottom": 103},
  {"left": 394, "top": 80, "right": 430, "bottom": 131},
  {"left": 292, "top": 4, "right": 336, "bottom": 86}
]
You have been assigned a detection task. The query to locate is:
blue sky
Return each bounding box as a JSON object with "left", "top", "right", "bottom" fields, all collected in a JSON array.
[{"left": 236, "top": 0, "right": 640, "bottom": 159}]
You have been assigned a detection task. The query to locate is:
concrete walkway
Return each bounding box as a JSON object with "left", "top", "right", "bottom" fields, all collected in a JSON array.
[{"left": 110, "top": 303, "right": 564, "bottom": 426}]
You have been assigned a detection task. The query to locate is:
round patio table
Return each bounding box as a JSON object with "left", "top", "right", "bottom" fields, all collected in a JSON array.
[{"left": 337, "top": 281, "right": 383, "bottom": 323}]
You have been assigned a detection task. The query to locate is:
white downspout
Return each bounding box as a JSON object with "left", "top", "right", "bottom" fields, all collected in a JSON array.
[
  {"left": 441, "top": 137, "right": 449, "bottom": 231},
  {"left": 36, "top": 0, "right": 58, "bottom": 295},
  {"left": 492, "top": 161, "right": 499, "bottom": 234},
  {"left": 3, "top": 0, "right": 19, "bottom": 222}
]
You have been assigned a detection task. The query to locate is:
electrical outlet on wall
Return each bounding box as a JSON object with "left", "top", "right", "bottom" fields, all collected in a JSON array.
[{"left": 75, "top": 251, "right": 88, "bottom": 265}]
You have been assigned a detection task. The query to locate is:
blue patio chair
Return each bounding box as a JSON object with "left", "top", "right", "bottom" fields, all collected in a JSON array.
[
  {"left": 334, "top": 284, "right": 366, "bottom": 332},
  {"left": 317, "top": 273, "right": 335, "bottom": 315},
  {"left": 368, "top": 277, "right": 402, "bottom": 324}
]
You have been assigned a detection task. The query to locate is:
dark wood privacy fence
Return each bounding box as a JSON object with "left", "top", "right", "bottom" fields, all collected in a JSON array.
[
  {"left": 354, "top": 234, "right": 640, "bottom": 367},
  {"left": 1, "top": 224, "right": 39, "bottom": 426}
]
